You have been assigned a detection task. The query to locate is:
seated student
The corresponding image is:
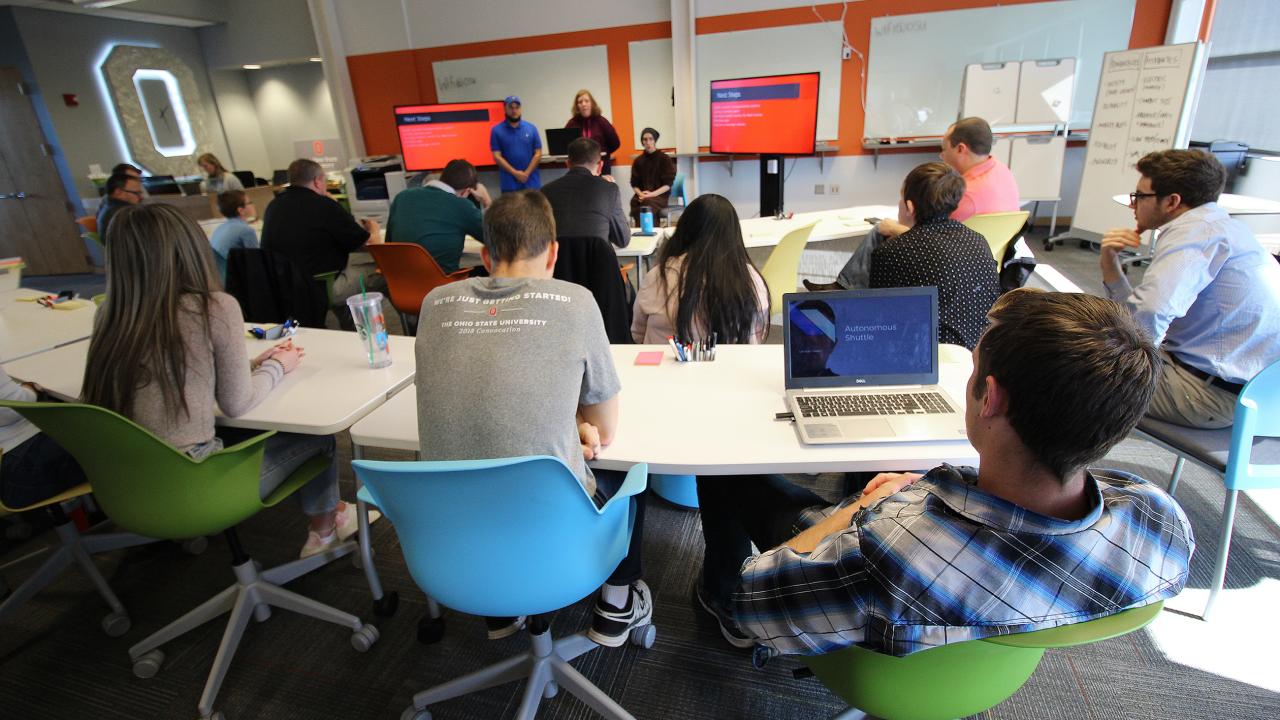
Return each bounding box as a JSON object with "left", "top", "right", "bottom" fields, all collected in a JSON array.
[
  {"left": 696, "top": 289, "right": 1193, "bottom": 654},
  {"left": 385, "top": 159, "right": 491, "bottom": 274},
  {"left": 1, "top": 368, "right": 85, "bottom": 508},
  {"left": 96, "top": 172, "right": 143, "bottom": 243},
  {"left": 810, "top": 116, "right": 1019, "bottom": 291},
  {"left": 82, "top": 204, "right": 374, "bottom": 558},
  {"left": 198, "top": 153, "right": 244, "bottom": 194},
  {"left": 630, "top": 127, "right": 677, "bottom": 223},
  {"left": 111, "top": 163, "right": 141, "bottom": 178},
  {"left": 869, "top": 162, "right": 1001, "bottom": 350},
  {"left": 539, "top": 137, "right": 630, "bottom": 248},
  {"left": 260, "top": 159, "right": 385, "bottom": 328},
  {"left": 632, "top": 194, "right": 769, "bottom": 344},
  {"left": 209, "top": 190, "right": 260, "bottom": 283},
  {"left": 414, "top": 190, "right": 650, "bottom": 645}
]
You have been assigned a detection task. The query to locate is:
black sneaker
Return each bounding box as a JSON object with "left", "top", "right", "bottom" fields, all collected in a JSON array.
[
  {"left": 484, "top": 615, "right": 526, "bottom": 640},
  {"left": 588, "top": 580, "right": 653, "bottom": 647},
  {"left": 695, "top": 583, "right": 756, "bottom": 649}
]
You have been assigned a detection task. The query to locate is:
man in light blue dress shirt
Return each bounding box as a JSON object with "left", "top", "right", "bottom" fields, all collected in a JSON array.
[
  {"left": 1100, "top": 149, "right": 1280, "bottom": 428},
  {"left": 210, "top": 190, "right": 260, "bottom": 283}
]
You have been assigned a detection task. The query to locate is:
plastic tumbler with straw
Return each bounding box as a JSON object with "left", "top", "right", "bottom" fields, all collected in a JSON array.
[{"left": 346, "top": 275, "right": 392, "bottom": 368}]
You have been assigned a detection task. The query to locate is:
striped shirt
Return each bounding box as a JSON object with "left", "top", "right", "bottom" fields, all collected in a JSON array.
[
  {"left": 1104, "top": 202, "right": 1280, "bottom": 385},
  {"left": 733, "top": 465, "right": 1193, "bottom": 657}
]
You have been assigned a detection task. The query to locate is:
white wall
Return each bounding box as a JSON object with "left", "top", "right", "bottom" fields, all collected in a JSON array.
[
  {"left": 207, "top": 69, "right": 274, "bottom": 179},
  {"left": 247, "top": 63, "right": 340, "bottom": 173},
  {"left": 198, "top": 0, "right": 318, "bottom": 69},
  {"left": 9, "top": 6, "right": 233, "bottom": 197}
]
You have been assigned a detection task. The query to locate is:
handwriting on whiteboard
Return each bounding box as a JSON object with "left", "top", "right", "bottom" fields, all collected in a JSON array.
[
  {"left": 438, "top": 75, "right": 476, "bottom": 92},
  {"left": 873, "top": 19, "right": 927, "bottom": 36}
]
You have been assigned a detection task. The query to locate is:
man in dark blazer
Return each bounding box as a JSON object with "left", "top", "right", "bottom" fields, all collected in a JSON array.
[{"left": 540, "top": 137, "right": 630, "bottom": 248}]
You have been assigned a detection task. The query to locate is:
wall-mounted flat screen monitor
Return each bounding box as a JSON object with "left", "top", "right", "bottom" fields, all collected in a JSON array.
[
  {"left": 709, "top": 72, "right": 819, "bottom": 155},
  {"left": 394, "top": 101, "right": 506, "bottom": 172}
]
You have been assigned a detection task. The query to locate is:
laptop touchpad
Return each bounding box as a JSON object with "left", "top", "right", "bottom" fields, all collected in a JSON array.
[{"left": 836, "top": 418, "right": 895, "bottom": 439}]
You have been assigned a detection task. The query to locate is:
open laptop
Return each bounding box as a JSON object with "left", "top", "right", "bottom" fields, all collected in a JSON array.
[
  {"left": 545, "top": 127, "right": 582, "bottom": 156},
  {"left": 783, "top": 287, "right": 968, "bottom": 445}
]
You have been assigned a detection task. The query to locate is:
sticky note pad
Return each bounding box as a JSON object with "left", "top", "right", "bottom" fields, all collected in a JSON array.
[{"left": 634, "top": 351, "right": 664, "bottom": 366}]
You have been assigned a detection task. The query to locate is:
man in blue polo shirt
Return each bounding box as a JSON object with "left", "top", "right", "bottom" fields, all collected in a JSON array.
[{"left": 490, "top": 95, "right": 542, "bottom": 191}]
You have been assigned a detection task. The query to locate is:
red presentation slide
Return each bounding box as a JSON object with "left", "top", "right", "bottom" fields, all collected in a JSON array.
[
  {"left": 709, "top": 72, "right": 819, "bottom": 155},
  {"left": 395, "top": 101, "right": 505, "bottom": 172}
]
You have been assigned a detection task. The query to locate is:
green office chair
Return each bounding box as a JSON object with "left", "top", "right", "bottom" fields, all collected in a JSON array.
[
  {"left": 961, "top": 211, "right": 1029, "bottom": 270},
  {"left": 3, "top": 400, "right": 378, "bottom": 720},
  {"left": 0, "top": 470, "right": 156, "bottom": 636},
  {"left": 802, "top": 601, "right": 1163, "bottom": 720}
]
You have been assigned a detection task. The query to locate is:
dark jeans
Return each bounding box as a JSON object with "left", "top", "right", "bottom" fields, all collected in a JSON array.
[
  {"left": 593, "top": 468, "right": 644, "bottom": 586},
  {"left": 0, "top": 433, "right": 87, "bottom": 509},
  {"left": 696, "top": 474, "right": 827, "bottom": 608}
]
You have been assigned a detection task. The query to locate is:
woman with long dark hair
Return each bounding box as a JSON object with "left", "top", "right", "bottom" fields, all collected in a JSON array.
[
  {"left": 82, "top": 204, "right": 369, "bottom": 558},
  {"left": 631, "top": 194, "right": 769, "bottom": 345}
]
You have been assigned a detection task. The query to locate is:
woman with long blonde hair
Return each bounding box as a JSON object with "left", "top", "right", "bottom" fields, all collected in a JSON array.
[
  {"left": 83, "top": 204, "right": 368, "bottom": 557},
  {"left": 565, "top": 89, "right": 621, "bottom": 174},
  {"left": 197, "top": 152, "right": 243, "bottom": 194}
]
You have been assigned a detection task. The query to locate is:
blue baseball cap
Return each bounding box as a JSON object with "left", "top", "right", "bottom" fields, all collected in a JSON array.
[{"left": 504, "top": 95, "right": 521, "bottom": 106}]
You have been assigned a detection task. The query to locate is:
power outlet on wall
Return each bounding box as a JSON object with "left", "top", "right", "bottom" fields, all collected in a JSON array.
[
  {"left": 814, "top": 184, "right": 825, "bottom": 195},
  {"left": 829, "top": 184, "right": 840, "bottom": 194}
]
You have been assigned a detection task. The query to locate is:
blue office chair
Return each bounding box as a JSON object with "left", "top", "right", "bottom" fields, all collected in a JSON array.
[
  {"left": 650, "top": 474, "right": 698, "bottom": 508},
  {"left": 1135, "top": 357, "right": 1280, "bottom": 618},
  {"left": 666, "top": 173, "right": 688, "bottom": 221},
  {"left": 353, "top": 456, "right": 653, "bottom": 720}
]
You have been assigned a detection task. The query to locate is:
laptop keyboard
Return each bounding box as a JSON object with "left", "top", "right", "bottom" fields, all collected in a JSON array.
[{"left": 796, "top": 392, "right": 955, "bottom": 417}]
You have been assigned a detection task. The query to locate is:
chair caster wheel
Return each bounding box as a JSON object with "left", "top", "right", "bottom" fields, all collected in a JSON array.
[
  {"left": 417, "top": 615, "right": 445, "bottom": 644},
  {"left": 400, "top": 708, "right": 431, "bottom": 720},
  {"left": 102, "top": 610, "right": 131, "bottom": 637},
  {"left": 1042, "top": 241, "right": 1054, "bottom": 251},
  {"left": 182, "top": 536, "right": 208, "bottom": 555},
  {"left": 630, "top": 623, "right": 656, "bottom": 649},
  {"left": 133, "top": 649, "right": 164, "bottom": 679},
  {"left": 373, "top": 591, "right": 399, "bottom": 617},
  {"left": 543, "top": 680, "right": 559, "bottom": 699},
  {"left": 351, "top": 624, "right": 379, "bottom": 652}
]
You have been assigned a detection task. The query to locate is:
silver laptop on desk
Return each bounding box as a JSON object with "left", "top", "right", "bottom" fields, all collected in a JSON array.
[{"left": 783, "top": 287, "right": 968, "bottom": 445}]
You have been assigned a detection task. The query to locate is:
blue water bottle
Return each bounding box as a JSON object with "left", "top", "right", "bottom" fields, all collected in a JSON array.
[{"left": 640, "top": 206, "right": 654, "bottom": 234}]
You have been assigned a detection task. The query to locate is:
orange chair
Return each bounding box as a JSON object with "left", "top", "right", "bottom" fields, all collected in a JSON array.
[
  {"left": 367, "top": 243, "right": 470, "bottom": 335},
  {"left": 76, "top": 215, "right": 101, "bottom": 247}
]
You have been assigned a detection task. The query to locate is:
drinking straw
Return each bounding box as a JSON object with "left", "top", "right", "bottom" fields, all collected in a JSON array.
[{"left": 358, "top": 274, "right": 374, "bottom": 364}]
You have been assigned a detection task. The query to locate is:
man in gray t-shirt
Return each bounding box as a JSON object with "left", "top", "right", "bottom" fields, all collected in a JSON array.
[{"left": 414, "top": 190, "right": 651, "bottom": 648}]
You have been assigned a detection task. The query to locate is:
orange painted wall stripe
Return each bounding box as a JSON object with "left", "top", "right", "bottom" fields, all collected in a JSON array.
[{"left": 347, "top": 1, "right": 1177, "bottom": 160}]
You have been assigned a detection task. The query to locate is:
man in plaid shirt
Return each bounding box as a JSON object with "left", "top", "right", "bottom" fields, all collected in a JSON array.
[{"left": 696, "top": 289, "right": 1194, "bottom": 655}]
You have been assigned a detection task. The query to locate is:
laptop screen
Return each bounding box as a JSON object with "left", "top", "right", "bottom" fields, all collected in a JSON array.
[{"left": 783, "top": 287, "right": 939, "bottom": 389}]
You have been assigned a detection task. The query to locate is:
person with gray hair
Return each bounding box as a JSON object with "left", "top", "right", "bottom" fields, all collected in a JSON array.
[{"left": 260, "top": 159, "right": 385, "bottom": 328}]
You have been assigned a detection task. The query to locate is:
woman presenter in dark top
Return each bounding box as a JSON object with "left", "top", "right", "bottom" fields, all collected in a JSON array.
[
  {"left": 868, "top": 161, "right": 1001, "bottom": 350},
  {"left": 630, "top": 127, "right": 676, "bottom": 223},
  {"left": 566, "top": 89, "right": 621, "bottom": 174}
]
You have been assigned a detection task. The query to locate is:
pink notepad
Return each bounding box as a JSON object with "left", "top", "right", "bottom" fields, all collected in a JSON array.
[{"left": 634, "top": 351, "right": 664, "bottom": 366}]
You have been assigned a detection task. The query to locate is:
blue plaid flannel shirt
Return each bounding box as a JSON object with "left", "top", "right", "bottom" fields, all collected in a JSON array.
[{"left": 733, "top": 465, "right": 1194, "bottom": 657}]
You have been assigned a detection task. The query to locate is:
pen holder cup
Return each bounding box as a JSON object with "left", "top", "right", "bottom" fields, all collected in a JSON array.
[{"left": 346, "top": 292, "right": 392, "bottom": 369}]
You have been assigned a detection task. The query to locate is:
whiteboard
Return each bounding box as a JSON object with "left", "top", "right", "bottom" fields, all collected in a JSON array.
[
  {"left": 865, "top": 0, "right": 1135, "bottom": 139},
  {"left": 1009, "top": 135, "right": 1067, "bottom": 200},
  {"left": 695, "top": 22, "right": 843, "bottom": 146},
  {"left": 1017, "top": 58, "right": 1076, "bottom": 123},
  {"left": 432, "top": 46, "right": 613, "bottom": 150},
  {"left": 960, "top": 63, "right": 1020, "bottom": 126},
  {"left": 629, "top": 39, "right": 676, "bottom": 149},
  {"left": 1070, "top": 43, "right": 1208, "bottom": 238}
]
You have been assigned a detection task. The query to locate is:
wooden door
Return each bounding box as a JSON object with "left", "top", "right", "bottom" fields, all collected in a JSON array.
[{"left": 0, "top": 66, "right": 93, "bottom": 275}]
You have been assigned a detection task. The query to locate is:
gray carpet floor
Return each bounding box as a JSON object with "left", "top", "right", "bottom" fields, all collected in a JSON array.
[{"left": 3, "top": 236, "right": 1278, "bottom": 720}]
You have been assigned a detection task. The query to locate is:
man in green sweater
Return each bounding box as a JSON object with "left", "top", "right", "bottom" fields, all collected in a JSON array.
[{"left": 386, "top": 159, "right": 492, "bottom": 273}]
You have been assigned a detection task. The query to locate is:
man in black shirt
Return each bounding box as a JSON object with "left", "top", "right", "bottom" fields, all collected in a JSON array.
[
  {"left": 96, "top": 172, "right": 143, "bottom": 243},
  {"left": 260, "top": 159, "right": 385, "bottom": 328}
]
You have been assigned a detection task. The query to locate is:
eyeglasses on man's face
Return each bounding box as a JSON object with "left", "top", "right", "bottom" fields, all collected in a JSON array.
[{"left": 1128, "top": 191, "right": 1160, "bottom": 207}]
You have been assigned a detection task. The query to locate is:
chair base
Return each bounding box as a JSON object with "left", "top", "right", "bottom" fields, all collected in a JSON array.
[
  {"left": 0, "top": 519, "right": 153, "bottom": 634},
  {"left": 403, "top": 629, "right": 635, "bottom": 720},
  {"left": 129, "top": 540, "right": 375, "bottom": 720}
]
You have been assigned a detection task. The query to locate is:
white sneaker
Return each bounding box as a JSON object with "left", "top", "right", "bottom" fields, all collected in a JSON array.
[{"left": 299, "top": 503, "right": 381, "bottom": 558}]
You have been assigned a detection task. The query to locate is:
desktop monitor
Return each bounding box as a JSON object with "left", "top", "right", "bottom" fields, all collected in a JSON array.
[
  {"left": 394, "top": 101, "right": 506, "bottom": 172},
  {"left": 709, "top": 72, "right": 819, "bottom": 156}
]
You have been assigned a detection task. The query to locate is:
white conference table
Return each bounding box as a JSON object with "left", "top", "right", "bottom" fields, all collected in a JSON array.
[
  {"left": 0, "top": 288, "right": 98, "bottom": 364},
  {"left": 2, "top": 326, "right": 416, "bottom": 435},
  {"left": 738, "top": 205, "right": 897, "bottom": 250},
  {"left": 1110, "top": 192, "right": 1280, "bottom": 215},
  {"left": 350, "top": 344, "right": 978, "bottom": 475}
]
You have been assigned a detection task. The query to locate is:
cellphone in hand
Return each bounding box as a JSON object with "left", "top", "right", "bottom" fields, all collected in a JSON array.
[{"left": 864, "top": 217, "right": 883, "bottom": 225}]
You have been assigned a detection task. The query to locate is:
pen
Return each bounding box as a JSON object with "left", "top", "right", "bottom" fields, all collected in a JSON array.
[{"left": 668, "top": 336, "right": 682, "bottom": 362}]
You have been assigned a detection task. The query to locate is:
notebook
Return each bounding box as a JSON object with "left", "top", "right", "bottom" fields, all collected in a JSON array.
[{"left": 782, "top": 287, "right": 968, "bottom": 445}]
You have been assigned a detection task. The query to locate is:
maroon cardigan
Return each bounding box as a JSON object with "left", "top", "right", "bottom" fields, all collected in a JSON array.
[{"left": 566, "top": 114, "right": 622, "bottom": 173}]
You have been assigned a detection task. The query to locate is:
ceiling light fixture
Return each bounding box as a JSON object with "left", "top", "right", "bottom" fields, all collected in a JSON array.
[
  {"left": 309, "top": 57, "right": 323, "bottom": 63},
  {"left": 243, "top": 64, "right": 261, "bottom": 70}
]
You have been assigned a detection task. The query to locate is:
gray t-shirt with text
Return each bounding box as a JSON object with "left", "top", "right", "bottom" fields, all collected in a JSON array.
[{"left": 415, "top": 277, "right": 620, "bottom": 495}]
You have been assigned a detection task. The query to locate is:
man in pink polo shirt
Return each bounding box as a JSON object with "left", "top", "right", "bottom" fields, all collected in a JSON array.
[{"left": 811, "top": 116, "right": 1020, "bottom": 290}]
